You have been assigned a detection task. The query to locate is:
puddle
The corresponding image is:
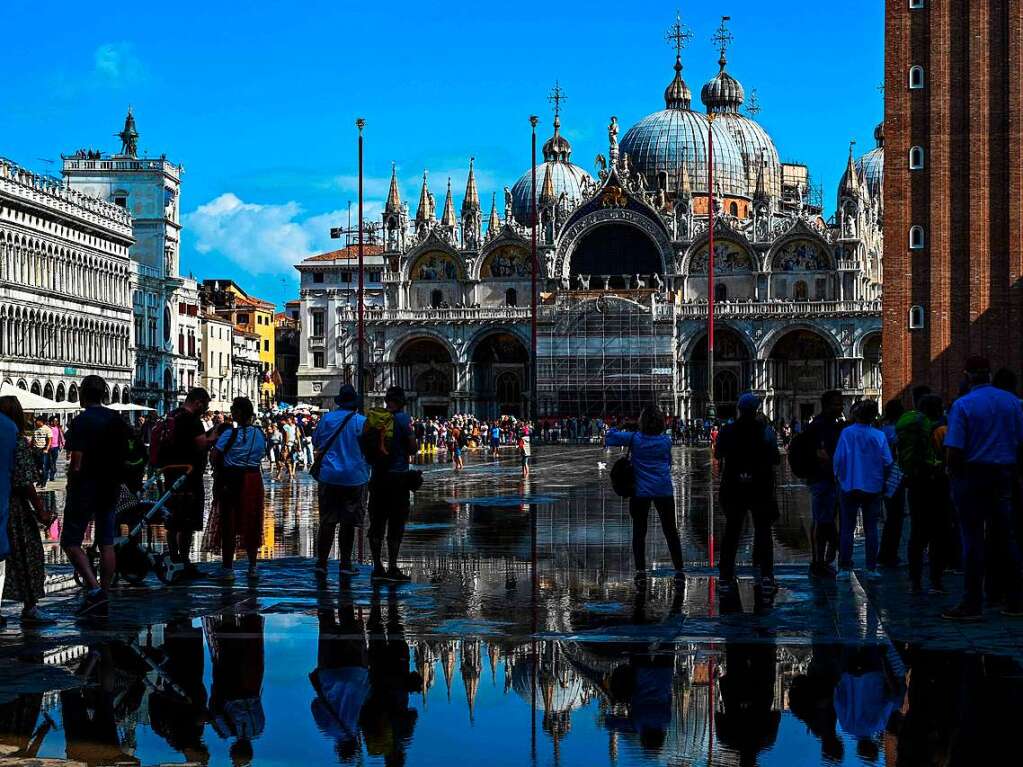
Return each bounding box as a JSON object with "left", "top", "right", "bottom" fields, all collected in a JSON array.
[{"left": 2, "top": 604, "right": 1021, "bottom": 766}]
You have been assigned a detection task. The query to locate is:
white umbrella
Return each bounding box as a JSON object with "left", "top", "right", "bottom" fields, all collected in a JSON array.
[
  {"left": 107, "top": 403, "right": 155, "bottom": 412},
  {"left": 0, "top": 382, "right": 80, "bottom": 412}
]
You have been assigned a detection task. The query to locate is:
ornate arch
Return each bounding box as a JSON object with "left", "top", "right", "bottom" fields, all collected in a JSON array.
[
  {"left": 765, "top": 221, "right": 834, "bottom": 273},
  {"left": 464, "top": 325, "right": 530, "bottom": 361},
  {"left": 388, "top": 329, "right": 460, "bottom": 364},
  {"left": 681, "top": 322, "right": 757, "bottom": 361},
  {"left": 683, "top": 235, "right": 757, "bottom": 276},
  {"left": 402, "top": 233, "right": 466, "bottom": 282},
  {"left": 759, "top": 323, "right": 842, "bottom": 360},
  {"left": 853, "top": 328, "right": 883, "bottom": 358},
  {"left": 553, "top": 198, "right": 673, "bottom": 279}
]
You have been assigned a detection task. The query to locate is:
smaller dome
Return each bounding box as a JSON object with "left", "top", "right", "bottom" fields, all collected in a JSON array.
[
  {"left": 542, "top": 116, "right": 572, "bottom": 162},
  {"left": 510, "top": 160, "right": 592, "bottom": 225},
  {"left": 663, "top": 56, "right": 692, "bottom": 110},
  {"left": 701, "top": 63, "right": 745, "bottom": 113}
]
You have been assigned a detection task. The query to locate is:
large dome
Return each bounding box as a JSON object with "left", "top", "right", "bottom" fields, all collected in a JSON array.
[
  {"left": 715, "top": 113, "right": 782, "bottom": 198},
  {"left": 620, "top": 56, "right": 748, "bottom": 197},
  {"left": 511, "top": 115, "right": 592, "bottom": 224}
]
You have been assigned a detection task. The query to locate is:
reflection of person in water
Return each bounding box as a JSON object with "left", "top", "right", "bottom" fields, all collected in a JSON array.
[
  {"left": 715, "top": 642, "right": 780, "bottom": 766},
  {"left": 788, "top": 643, "right": 845, "bottom": 762},
  {"left": 0, "top": 692, "right": 51, "bottom": 760},
  {"left": 149, "top": 617, "right": 211, "bottom": 765},
  {"left": 360, "top": 584, "right": 422, "bottom": 767},
  {"left": 310, "top": 591, "right": 370, "bottom": 762},
  {"left": 61, "top": 645, "right": 141, "bottom": 766},
  {"left": 604, "top": 647, "right": 675, "bottom": 753},
  {"left": 206, "top": 612, "right": 265, "bottom": 767},
  {"left": 832, "top": 645, "right": 900, "bottom": 761}
]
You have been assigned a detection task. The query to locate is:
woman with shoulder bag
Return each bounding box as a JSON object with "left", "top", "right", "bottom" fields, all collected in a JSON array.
[
  {"left": 0, "top": 396, "right": 56, "bottom": 627},
  {"left": 605, "top": 406, "right": 684, "bottom": 575},
  {"left": 208, "top": 398, "right": 266, "bottom": 581}
]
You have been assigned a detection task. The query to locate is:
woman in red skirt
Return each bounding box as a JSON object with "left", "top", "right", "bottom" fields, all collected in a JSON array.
[{"left": 210, "top": 397, "right": 266, "bottom": 581}]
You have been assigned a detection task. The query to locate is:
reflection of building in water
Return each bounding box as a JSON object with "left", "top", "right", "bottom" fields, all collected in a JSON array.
[{"left": 296, "top": 16, "right": 882, "bottom": 421}]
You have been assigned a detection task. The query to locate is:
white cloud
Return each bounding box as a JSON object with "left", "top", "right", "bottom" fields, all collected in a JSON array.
[
  {"left": 92, "top": 43, "right": 146, "bottom": 84},
  {"left": 184, "top": 193, "right": 382, "bottom": 275}
]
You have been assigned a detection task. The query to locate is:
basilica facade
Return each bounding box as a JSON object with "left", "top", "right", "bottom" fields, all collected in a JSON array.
[{"left": 297, "top": 28, "right": 884, "bottom": 422}]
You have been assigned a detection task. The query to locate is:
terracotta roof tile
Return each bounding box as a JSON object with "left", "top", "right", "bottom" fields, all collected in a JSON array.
[{"left": 302, "top": 244, "right": 385, "bottom": 262}]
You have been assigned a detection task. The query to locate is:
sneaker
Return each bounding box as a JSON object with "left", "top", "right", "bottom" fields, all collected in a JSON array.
[
  {"left": 219, "top": 567, "right": 235, "bottom": 582},
  {"left": 180, "top": 564, "right": 204, "bottom": 580},
  {"left": 371, "top": 565, "right": 388, "bottom": 580},
  {"left": 247, "top": 565, "right": 259, "bottom": 581},
  {"left": 313, "top": 565, "right": 328, "bottom": 582},
  {"left": 1001, "top": 603, "right": 1023, "bottom": 618},
  {"left": 717, "top": 577, "right": 738, "bottom": 594},
  {"left": 760, "top": 576, "right": 778, "bottom": 593},
  {"left": 942, "top": 603, "right": 984, "bottom": 622},
  {"left": 385, "top": 567, "right": 411, "bottom": 583},
  {"left": 865, "top": 569, "right": 882, "bottom": 580},
  {"left": 338, "top": 564, "right": 357, "bottom": 577},
  {"left": 20, "top": 607, "right": 56, "bottom": 626},
  {"left": 75, "top": 589, "right": 109, "bottom": 618}
]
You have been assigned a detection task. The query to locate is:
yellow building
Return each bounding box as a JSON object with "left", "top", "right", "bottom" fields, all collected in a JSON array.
[{"left": 202, "top": 279, "right": 277, "bottom": 408}]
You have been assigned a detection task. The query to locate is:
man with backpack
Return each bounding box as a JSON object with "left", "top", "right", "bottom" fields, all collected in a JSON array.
[
  {"left": 789, "top": 390, "right": 846, "bottom": 579},
  {"left": 152, "top": 388, "right": 220, "bottom": 580},
  {"left": 715, "top": 393, "right": 780, "bottom": 592},
  {"left": 313, "top": 384, "right": 369, "bottom": 582},
  {"left": 364, "top": 386, "right": 419, "bottom": 582}
]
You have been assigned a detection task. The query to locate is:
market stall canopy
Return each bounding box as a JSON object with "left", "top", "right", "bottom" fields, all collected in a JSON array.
[
  {"left": 0, "top": 382, "right": 80, "bottom": 411},
  {"left": 107, "top": 403, "right": 155, "bottom": 412}
]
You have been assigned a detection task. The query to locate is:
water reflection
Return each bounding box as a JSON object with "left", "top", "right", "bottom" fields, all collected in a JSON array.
[{"left": 5, "top": 600, "right": 1021, "bottom": 766}]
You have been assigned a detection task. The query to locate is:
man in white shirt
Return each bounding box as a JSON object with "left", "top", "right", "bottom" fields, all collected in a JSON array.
[{"left": 832, "top": 400, "right": 892, "bottom": 580}]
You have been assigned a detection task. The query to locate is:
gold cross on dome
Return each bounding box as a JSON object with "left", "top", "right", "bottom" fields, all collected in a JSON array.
[
  {"left": 548, "top": 81, "right": 567, "bottom": 118},
  {"left": 665, "top": 11, "right": 693, "bottom": 56}
]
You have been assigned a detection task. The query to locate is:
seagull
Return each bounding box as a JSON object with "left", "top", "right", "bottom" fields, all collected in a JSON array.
[{"left": 597, "top": 461, "right": 607, "bottom": 471}]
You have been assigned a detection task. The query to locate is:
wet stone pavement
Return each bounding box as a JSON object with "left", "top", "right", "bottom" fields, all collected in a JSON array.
[{"left": 2, "top": 445, "right": 1022, "bottom": 766}]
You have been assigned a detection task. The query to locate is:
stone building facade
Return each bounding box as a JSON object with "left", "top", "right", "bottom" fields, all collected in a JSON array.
[
  {"left": 62, "top": 109, "right": 200, "bottom": 414},
  {"left": 0, "top": 158, "right": 135, "bottom": 404},
  {"left": 298, "top": 22, "right": 884, "bottom": 422},
  {"left": 884, "top": 0, "right": 1023, "bottom": 401}
]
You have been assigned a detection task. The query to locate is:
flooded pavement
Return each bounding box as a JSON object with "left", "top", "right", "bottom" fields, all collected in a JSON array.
[{"left": 4, "top": 445, "right": 1023, "bottom": 765}]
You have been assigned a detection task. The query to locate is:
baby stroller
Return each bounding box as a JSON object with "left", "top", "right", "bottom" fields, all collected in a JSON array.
[{"left": 73, "top": 465, "right": 194, "bottom": 587}]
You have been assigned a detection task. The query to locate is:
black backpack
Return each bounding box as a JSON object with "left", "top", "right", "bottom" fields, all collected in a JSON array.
[
  {"left": 610, "top": 434, "right": 636, "bottom": 498},
  {"left": 787, "top": 429, "right": 818, "bottom": 480}
]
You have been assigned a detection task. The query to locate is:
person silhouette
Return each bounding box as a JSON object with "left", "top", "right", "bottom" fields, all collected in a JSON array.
[{"left": 206, "top": 609, "right": 265, "bottom": 767}]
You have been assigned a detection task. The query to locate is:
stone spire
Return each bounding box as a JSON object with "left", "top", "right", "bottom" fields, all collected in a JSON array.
[
  {"left": 675, "top": 153, "right": 692, "bottom": 200},
  {"left": 754, "top": 151, "right": 768, "bottom": 201},
  {"left": 539, "top": 164, "right": 556, "bottom": 206},
  {"left": 461, "top": 158, "right": 480, "bottom": 216},
  {"left": 841, "top": 140, "right": 861, "bottom": 197},
  {"left": 117, "top": 106, "right": 139, "bottom": 158},
  {"left": 385, "top": 162, "right": 402, "bottom": 213},
  {"left": 487, "top": 192, "right": 501, "bottom": 233},
  {"left": 415, "top": 171, "right": 435, "bottom": 230},
  {"left": 441, "top": 177, "right": 458, "bottom": 228}
]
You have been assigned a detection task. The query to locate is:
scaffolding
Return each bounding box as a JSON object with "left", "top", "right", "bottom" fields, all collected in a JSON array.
[{"left": 537, "top": 292, "right": 675, "bottom": 418}]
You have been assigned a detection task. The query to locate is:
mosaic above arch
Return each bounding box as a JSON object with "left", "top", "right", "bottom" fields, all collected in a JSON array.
[
  {"left": 689, "top": 240, "right": 755, "bottom": 274},
  {"left": 411, "top": 250, "right": 462, "bottom": 281},
  {"left": 772, "top": 239, "right": 830, "bottom": 272},
  {"left": 481, "top": 246, "right": 530, "bottom": 279}
]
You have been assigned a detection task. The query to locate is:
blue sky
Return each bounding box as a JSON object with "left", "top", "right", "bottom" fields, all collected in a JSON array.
[{"left": 2, "top": 1, "right": 882, "bottom": 307}]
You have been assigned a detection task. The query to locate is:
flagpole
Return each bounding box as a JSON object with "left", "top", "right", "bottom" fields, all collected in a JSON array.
[{"left": 356, "top": 118, "right": 366, "bottom": 411}]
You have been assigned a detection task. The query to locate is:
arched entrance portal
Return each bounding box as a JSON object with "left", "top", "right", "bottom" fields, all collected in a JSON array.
[
  {"left": 471, "top": 332, "right": 528, "bottom": 418},
  {"left": 768, "top": 329, "right": 837, "bottom": 424},
  {"left": 394, "top": 337, "right": 454, "bottom": 417},
  {"left": 569, "top": 223, "right": 663, "bottom": 289},
  {"left": 688, "top": 327, "right": 752, "bottom": 419}
]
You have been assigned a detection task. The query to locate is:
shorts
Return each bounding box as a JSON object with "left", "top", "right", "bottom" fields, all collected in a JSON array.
[
  {"left": 319, "top": 483, "right": 367, "bottom": 528},
  {"left": 809, "top": 479, "right": 838, "bottom": 524},
  {"left": 166, "top": 481, "right": 206, "bottom": 533},
  {"left": 368, "top": 476, "right": 411, "bottom": 541},
  {"left": 61, "top": 489, "right": 118, "bottom": 548},
  {"left": 520, "top": 454, "right": 530, "bottom": 467}
]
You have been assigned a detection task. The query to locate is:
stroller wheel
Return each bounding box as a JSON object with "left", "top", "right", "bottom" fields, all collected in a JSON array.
[
  {"left": 72, "top": 549, "right": 101, "bottom": 589},
  {"left": 154, "top": 552, "right": 181, "bottom": 585}
]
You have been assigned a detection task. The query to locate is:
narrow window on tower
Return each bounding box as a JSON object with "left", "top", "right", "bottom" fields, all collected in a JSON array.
[
  {"left": 909, "top": 146, "right": 925, "bottom": 170},
  {"left": 909, "top": 0, "right": 925, "bottom": 8},
  {"left": 908, "top": 305, "right": 925, "bottom": 330},
  {"left": 909, "top": 225, "right": 925, "bottom": 249},
  {"left": 909, "top": 66, "right": 925, "bottom": 89}
]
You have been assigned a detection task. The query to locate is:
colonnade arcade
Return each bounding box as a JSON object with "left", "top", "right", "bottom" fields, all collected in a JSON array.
[
  {"left": 0, "top": 230, "right": 132, "bottom": 307},
  {"left": 0, "top": 305, "right": 131, "bottom": 369}
]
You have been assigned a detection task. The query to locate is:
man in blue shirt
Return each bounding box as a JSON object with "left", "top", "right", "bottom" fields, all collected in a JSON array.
[
  {"left": 942, "top": 356, "right": 1023, "bottom": 620},
  {"left": 313, "top": 384, "right": 369, "bottom": 581},
  {"left": 367, "top": 386, "right": 418, "bottom": 582}
]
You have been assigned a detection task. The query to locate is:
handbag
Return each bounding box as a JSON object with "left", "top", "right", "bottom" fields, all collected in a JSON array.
[
  {"left": 310, "top": 412, "right": 357, "bottom": 481},
  {"left": 610, "top": 434, "right": 637, "bottom": 498},
  {"left": 883, "top": 461, "right": 904, "bottom": 498}
]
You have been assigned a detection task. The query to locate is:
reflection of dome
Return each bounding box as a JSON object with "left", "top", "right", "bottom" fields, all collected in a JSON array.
[
  {"left": 511, "top": 652, "right": 585, "bottom": 714},
  {"left": 621, "top": 56, "right": 747, "bottom": 197},
  {"left": 838, "top": 122, "right": 884, "bottom": 202}
]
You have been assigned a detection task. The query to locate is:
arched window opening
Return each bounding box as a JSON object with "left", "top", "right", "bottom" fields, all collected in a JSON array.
[
  {"left": 909, "top": 305, "right": 926, "bottom": 330},
  {"left": 714, "top": 283, "right": 728, "bottom": 302},
  {"left": 430, "top": 289, "right": 443, "bottom": 309},
  {"left": 728, "top": 201, "right": 739, "bottom": 217},
  {"left": 794, "top": 280, "right": 809, "bottom": 300},
  {"left": 505, "top": 288, "right": 518, "bottom": 307},
  {"left": 909, "top": 65, "right": 925, "bottom": 89},
  {"left": 909, "top": 225, "right": 925, "bottom": 250},
  {"left": 909, "top": 145, "right": 925, "bottom": 170}
]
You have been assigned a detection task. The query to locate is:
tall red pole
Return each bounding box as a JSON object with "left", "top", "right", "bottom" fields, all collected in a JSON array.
[
  {"left": 356, "top": 118, "right": 366, "bottom": 409},
  {"left": 529, "top": 115, "right": 539, "bottom": 426},
  {"left": 706, "top": 114, "right": 716, "bottom": 422}
]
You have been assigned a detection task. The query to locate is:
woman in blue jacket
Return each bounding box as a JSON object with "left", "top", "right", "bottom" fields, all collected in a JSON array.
[{"left": 605, "top": 407, "right": 685, "bottom": 574}]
